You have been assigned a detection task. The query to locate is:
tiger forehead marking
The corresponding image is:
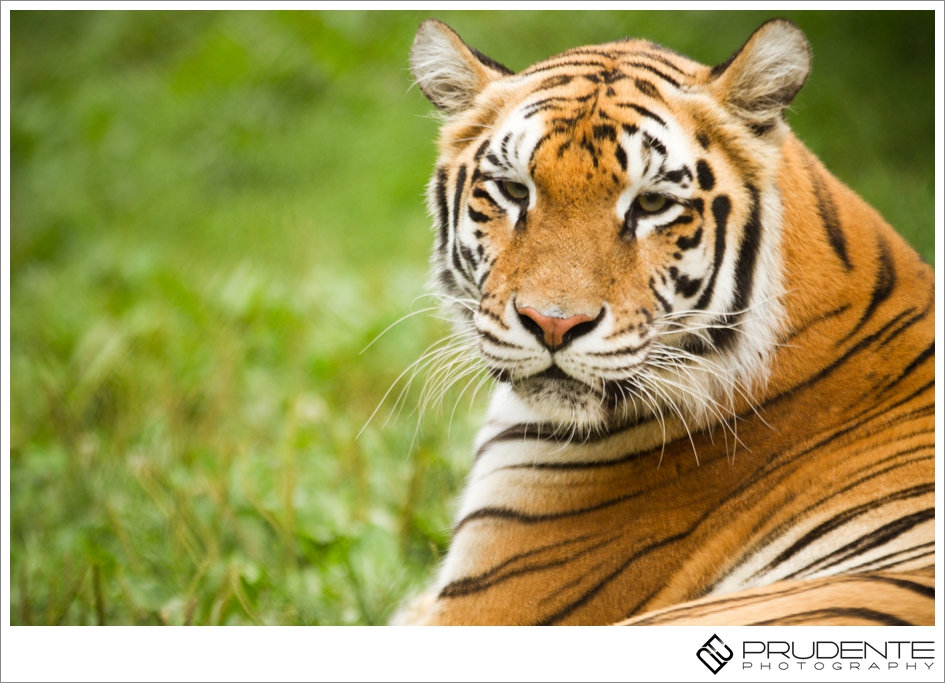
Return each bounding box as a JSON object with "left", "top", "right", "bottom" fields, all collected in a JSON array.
[{"left": 401, "top": 19, "right": 934, "bottom": 627}]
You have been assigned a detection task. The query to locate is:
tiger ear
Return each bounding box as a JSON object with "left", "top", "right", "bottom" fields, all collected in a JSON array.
[
  {"left": 410, "top": 19, "right": 514, "bottom": 115},
  {"left": 709, "top": 19, "right": 811, "bottom": 134}
]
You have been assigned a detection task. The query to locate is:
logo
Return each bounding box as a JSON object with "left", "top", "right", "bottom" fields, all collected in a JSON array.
[{"left": 698, "top": 634, "right": 734, "bottom": 675}]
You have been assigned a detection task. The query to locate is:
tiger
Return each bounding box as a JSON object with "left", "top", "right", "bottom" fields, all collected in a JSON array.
[{"left": 394, "top": 18, "right": 935, "bottom": 626}]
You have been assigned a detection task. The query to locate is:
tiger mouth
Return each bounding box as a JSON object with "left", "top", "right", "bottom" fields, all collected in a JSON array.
[
  {"left": 514, "top": 363, "right": 648, "bottom": 413},
  {"left": 530, "top": 365, "right": 578, "bottom": 383},
  {"left": 511, "top": 364, "right": 594, "bottom": 395},
  {"left": 516, "top": 365, "right": 611, "bottom": 403}
]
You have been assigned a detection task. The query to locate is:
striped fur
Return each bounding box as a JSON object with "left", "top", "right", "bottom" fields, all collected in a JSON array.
[
  {"left": 397, "top": 19, "right": 935, "bottom": 626},
  {"left": 620, "top": 568, "right": 935, "bottom": 626}
]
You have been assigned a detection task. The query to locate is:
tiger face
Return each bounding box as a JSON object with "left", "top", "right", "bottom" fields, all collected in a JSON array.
[{"left": 412, "top": 20, "right": 810, "bottom": 432}]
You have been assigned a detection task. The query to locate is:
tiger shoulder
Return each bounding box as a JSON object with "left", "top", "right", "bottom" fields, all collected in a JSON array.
[{"left": 394, "top": 18, "right": 934, "bottom": 626}]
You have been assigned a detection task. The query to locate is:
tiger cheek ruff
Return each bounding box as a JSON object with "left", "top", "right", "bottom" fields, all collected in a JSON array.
[{"left": 394, "top": 19, "right": 935, "bottom": 625}]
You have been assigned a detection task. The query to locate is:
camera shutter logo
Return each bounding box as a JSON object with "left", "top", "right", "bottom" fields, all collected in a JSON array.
[{"left": 697, "top": 634, "right": 734, "bottom": 674}]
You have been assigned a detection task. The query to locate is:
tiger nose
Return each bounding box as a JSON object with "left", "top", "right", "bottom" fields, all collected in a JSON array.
[{"left": 516, "top": 306, "right": 600, "bottom": 351}]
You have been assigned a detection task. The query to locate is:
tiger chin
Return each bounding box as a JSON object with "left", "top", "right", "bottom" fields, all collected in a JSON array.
[{"left": 393, "top": 19, "right": 935, "bottom": 626}]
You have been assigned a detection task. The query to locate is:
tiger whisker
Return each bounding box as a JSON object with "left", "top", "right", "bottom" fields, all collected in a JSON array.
[
  {"left": 360, "top": 306, "right": 444, "bottom": 355},
  {"left": 649, "top": 343, "right": 775, "bottom": 432},
  {"left": 388, "top": 337, "right": 478, "bottom": 428},
  {"left": 641, "top": 357, "right": 749, "bottom": 457},
  {"left": 636, "top": 371, "right": 701, "bottom": 465},
  {"left": 361, "top": 329, "right": 478, "bottom": 438},
  {"left": 446, "top": 367, "right": 491, "bottom": 437}
]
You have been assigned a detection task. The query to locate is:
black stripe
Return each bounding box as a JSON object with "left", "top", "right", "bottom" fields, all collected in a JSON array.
[
  {"left": 634, "top": 78, "right": 663, "bottom": 100},
  {"left": 626, "top": 50, "right": 692, "bottom": 78},
  {"left": 614, "top": 146, "right": 628, "bottom": 171},
  {"left": 479, "top": 329, "right": 520, "bottom": 350},
  {"left": 593, "top": 124, "right": 617, "bottom": 142},
  {"left": 637, "top": 578, "right": 846, "bottom": 622},
  {"left": 807, "top": 157, "right": 851, "bottom": 270},
  {"left": 525, "top": 94, "right": 591, "bottom": 112},
  {"left": 877, "top": 552, "right": 935, "bottom": 571},
  {"left": 695, "top": 159, "right": 715, "bottom": 191},
  {"left": 434, "top": 168, "right": 449, "bottom": 254},
  {"left": 648, "top": 277, "right": 672, "bottom": 313},
  {"left": 504, "top": 447, "right": 650, "bottom": 471},
  {"left": 810, "top": 446, "right": 933, "bottom": 509},
  {"left": 449, "top": 165, "right": 471, "bottom": 281},
  {"left": 476, "top": 264, "right": 492, "bottom": 291},
  {"left": 785, "top": 508, "right": 935, "bottom": 580},
  {"left": 876, "top": 303, "right": 930, "bottom": 349},
  {"left": 698, "top": 411, "right": 934, "bottom": 594},
  {"left": 694, "top": 195, "right": 730, "bottom": 310},
  {"left": 622, "top": 61, "right": 681, "bottom": 87},
  {"left": 634, "top": 51, "right": 691, "bottom": 75},
  {"left": 451, "top": 164, "right": 467, "bottom": 231},
  {"left": 767, "top": 307, "right": 918, "bottom": 408},
  {"left": 528, "top": 131, "right": 555, "bottom": 175},
  {"left": 878, "top": 341, "right": 934, "bottom": 396},
  {"left": 655, "top": 213, "right": 693, "bottom": 232},
  {"left": 468, "top": 207, "right": 490, "bottom": 224},
  {"left": 537, "top": 531, "right": 691, "bottom": 625},
  {"left": 641, "top": 573, "right": 933, "bottom": 624},
  {"left": 621, "top": 586, "right": 664, "bottom": 621},
  {"left": 599, "top": 69, "right": 628, "bottom": 84},
  {"left": 676, "top": 226, "right": 702, "bottom": 251},
  {"left": 524, "top": 102, "right": 563, "bottom": 120},
  {"left": 499, "top": 132, "right": 512, "bottom": 161},
  {"left": 550, "top": 116, "right": 578, "bottom": 131},
  {"left": 474, "top": 420, "right": 640, "bottom": 461},
  {"left": 534, "top": 74, "right": 574, "bottom": 91},
  {"left": 439, "top": 534, "right": 616, "bottom": 598},
  {"left": 586, "top": 338, "right": 650, "bottom": 358},
  {"left": 709, "top": 185, "right": 762, "bottom": 351},
  {"left": 454, "top": 489, "right": 647, "bottom": 533},
  {"left": 839, "top": 235, "right": 896, "bottom": 344},
  {"left": 730, "top": 185, "right": 762, "bottom": 312},
  {"left": 477, "top": 307, "right": 508, "bottom": 329},
  {"left": 880, "top": 403, "right": 934, "bottom": 425},
  {"left": 641, "top": 131, "right": 666, "bottom": 157},
  {"left": 616, "top": 102, "right": 666, "bottom": 126},
  {"left": 752, "top": 608, "right": 912, "bottom": 627},
  {"left": 759, "top": 423, "right": 932, "bottom": 517},
  {"left": 846, "top": 544, "right": 936, "bottom": 575},
  {"left": 751, "top": 483, "right": 934, "bottom": 579},
  {"left": 521, "top": 59, "right": 613, "bottom": 77},
  {"left": 673, "top": 272, "right": 702, "bottom": 299},
  {"left": 472, "top": 187, "right": 501, "bottom": 209},
  {"left": 781, "top": 304, "right": 851, "bottom": 344},
  {"left": 660, "top": 167, "right": 692, "bottom": 185},
  {"left": 579, "top": 138, "right": 599, "bottom": 167},
  {"left": 459, "top": 243, "right": 478, "bottom": 267},
  {"left": 558, "top": 47, "right": 619, "bottom": 59}
]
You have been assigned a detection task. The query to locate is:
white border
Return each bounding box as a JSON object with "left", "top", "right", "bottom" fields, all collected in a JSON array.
[{"left": 1, "top": 3, "right": 942, "bottom": 682}]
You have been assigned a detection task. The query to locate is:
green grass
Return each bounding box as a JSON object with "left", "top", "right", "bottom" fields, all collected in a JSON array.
[{"left": 9, "top": 10, "right": 934, "bottom": 625}]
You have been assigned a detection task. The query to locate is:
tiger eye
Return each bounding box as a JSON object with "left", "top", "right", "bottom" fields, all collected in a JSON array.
[
  {"left": 502, "top": 180, "right": 529, "bottom": 201},
  {"left": 636, "top": 193, "right": 667, "bottom": 212}
]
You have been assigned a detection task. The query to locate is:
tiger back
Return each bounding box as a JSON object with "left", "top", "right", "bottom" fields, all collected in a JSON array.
[{"left": 398, "top": 19, "right": 935, "bottom": 626}]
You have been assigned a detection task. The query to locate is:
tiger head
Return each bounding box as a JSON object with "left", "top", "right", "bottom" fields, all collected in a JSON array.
[{"left": 411, "top": 20, "right": 811, "bottom": 432}]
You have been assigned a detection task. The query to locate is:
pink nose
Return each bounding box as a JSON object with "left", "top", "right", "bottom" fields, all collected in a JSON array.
[{"left": 517, "top": 307, "right": 597, "bottom": 351}]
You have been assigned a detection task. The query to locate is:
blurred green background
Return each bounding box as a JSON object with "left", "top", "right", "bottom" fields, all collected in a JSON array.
[{"left": 9, "top": 10, "right": 934, "bottom": 625}]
